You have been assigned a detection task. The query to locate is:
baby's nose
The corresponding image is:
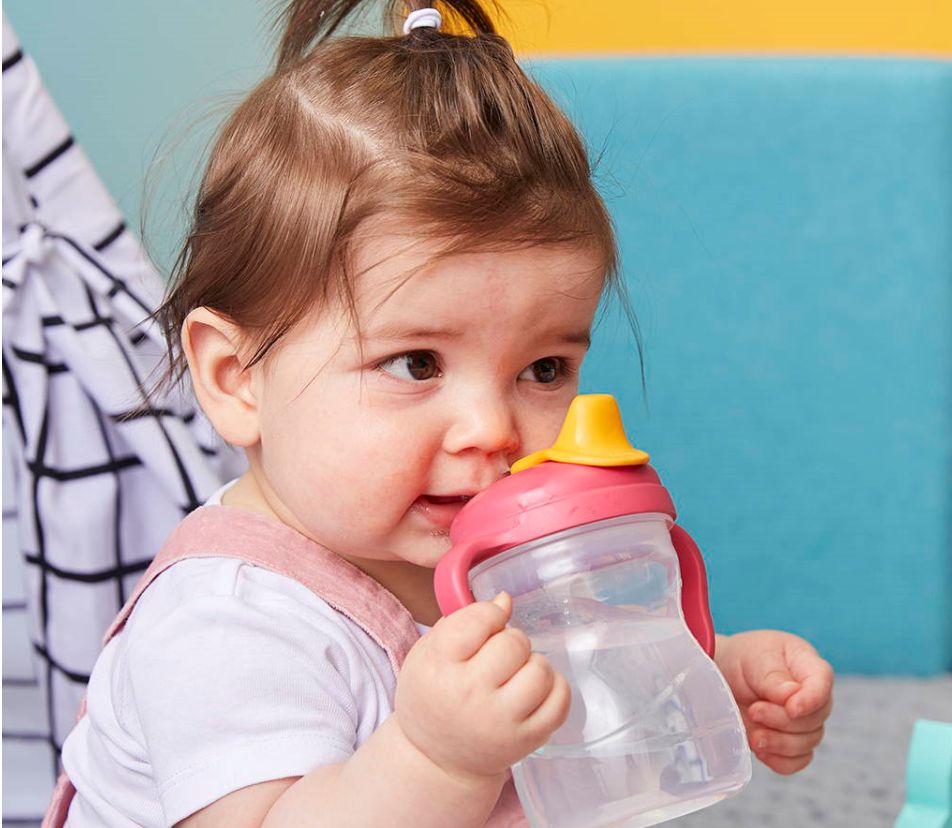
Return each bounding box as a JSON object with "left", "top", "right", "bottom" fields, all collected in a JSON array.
[{"left": 443, "top": 395, "right": 519, "bottom": 459}]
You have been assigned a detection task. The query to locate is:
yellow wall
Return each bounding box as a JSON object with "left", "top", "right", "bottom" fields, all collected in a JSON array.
[{"left": 496, "top": 0, "right": 952, "bottom": 56}]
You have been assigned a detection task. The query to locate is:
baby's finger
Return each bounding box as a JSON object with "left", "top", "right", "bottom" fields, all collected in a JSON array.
[
  {"left": 785, "top": 653, "right": 834, "bottom": 720},
  {"left": 748, "top": 700, "right": 827, "bottom": 734},
  {"left": 470, "top": 627, "right": 533, "bottom": 687},
  {"left": 434, "top": 593, "right": 512, "bottom": 661},
  {"left": 749, "top": 725, "right": 824, "bottom": 759},
  {"left": 500, "top": 652, "right": 558, "bottom": 721},
  {"left": 788, "top": 696, "right": 833, "bottom": 733},
  {"left": 756, "top": 751, "right": 814, "bottom": 775},
  {"left": 522, "top": 670, "right": 572, "bottom": 740}
]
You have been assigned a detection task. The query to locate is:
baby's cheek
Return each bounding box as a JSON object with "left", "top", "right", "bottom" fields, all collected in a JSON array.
[{"left": 514, "top": 422, "right": 560, "bottom": 463}]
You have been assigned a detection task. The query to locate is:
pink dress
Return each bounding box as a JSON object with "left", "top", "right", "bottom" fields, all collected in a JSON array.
[{"left": 43, "top": 505, "right": 527, "bottom": 827}]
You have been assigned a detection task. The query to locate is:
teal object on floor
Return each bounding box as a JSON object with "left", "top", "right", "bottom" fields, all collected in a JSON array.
[
  {"left": 894, "top": 720, "right": 952, "bottom": 828},
  {"left": 531, "top": 58, "right": 952, "bottom": 674}
]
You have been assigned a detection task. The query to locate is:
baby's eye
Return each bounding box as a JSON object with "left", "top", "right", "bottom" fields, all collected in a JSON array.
[
  {"left": 378, "top": 351, "right": 441, "bottom": 381},
  {"left": 519, "top": 357, "right": 566, "bottom": 384}
]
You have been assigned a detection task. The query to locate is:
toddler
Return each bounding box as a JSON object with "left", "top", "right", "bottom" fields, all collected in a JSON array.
[{"left": 49, "top": 1, "right": 834, "bottom": 826}]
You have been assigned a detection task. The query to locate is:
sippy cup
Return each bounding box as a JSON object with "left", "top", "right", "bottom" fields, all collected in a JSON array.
[{"left": 434, "top": 395, "right": 751, "bottom": 828}]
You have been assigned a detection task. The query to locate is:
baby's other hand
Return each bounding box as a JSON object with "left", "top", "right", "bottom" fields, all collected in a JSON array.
[
  {"left": 395, "top": 593, "right": 570, "bottom": 783},
  {"left": 715, "top": 630, "right": 834, "bottom": 775}
]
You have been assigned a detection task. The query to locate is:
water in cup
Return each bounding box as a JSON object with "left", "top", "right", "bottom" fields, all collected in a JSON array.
[{"left": 470, "top": 515, "right": 751, "bottom": 828}]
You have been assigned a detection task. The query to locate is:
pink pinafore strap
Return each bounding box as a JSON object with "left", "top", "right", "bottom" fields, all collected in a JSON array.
[{"left": 43, "top": 506, "right": 526, "bottom": 827}]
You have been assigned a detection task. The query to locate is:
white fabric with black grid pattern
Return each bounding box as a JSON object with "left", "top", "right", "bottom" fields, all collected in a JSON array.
[{"left": 2, "top": 15, "right": 245, "bottom": 822}]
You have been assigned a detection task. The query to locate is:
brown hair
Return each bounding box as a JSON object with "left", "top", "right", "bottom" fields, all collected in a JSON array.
[{"left": 155, "top": 0, "right": 633, "bottom": 386}]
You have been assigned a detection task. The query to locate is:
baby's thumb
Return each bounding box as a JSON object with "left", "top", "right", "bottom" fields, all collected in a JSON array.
[
  {"left": 491, "top": 591, "right": 513, "bottom": 617},
  {"left": 749, "top": 650, "right": 801, "bottom": 704},
  {"left": 760, "top": 669, "right": 801, "bottom": 705}
]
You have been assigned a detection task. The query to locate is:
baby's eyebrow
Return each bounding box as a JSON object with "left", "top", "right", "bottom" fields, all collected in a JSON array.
[
  {"left": 358, "top": 325, "right": 465, "bottom": 342},
  {"left": 559, "top": 329, "right": 592, "bottom": 347},
  {"left": 356, "top": 324, "right": 591, "bottom": 347}
]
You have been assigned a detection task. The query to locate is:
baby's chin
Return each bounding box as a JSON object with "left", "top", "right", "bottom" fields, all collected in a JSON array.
[
  {"left": 348, "top": 526, "right": 455, "bottom": 570},
  {"left": 421, "top": 528, "right": 453, "bottom": 564},
  {"left": 393, "top": 529, "right": 453, "bottom": 570}
]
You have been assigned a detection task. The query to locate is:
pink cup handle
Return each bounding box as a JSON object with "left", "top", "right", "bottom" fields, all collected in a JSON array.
[
  {"left": 434, "top": 537, "right": 507, "bottom": 616},
  {"left": 671, "top": 524, "right": 716, "bottom": 658}
]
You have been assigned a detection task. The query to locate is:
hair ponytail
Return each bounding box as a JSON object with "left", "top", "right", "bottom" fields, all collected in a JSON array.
[{"left": 275, "top": 0, "right": 500, "bottom": 69}]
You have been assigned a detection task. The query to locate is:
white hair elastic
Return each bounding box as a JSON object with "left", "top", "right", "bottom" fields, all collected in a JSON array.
[{"left": 403, "top": 7, "right": 442, "bottom": 34}]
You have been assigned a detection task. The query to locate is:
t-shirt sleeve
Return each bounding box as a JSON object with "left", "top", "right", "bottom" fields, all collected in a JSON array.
[{"left": 123, "top": 587, "right": 359, "bottom": 825}]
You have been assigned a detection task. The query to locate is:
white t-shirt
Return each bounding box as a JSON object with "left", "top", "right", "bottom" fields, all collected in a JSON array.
[{"left": 62, "top": 485, "right": 428, "bottom": 827}]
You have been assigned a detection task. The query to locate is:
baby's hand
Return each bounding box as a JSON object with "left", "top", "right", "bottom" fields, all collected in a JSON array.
[
  {"left": 395, "top": 592, "right": 570, "bottom": 782},
  {"left": 716, "top": 630, "right": 834, "bottom": 775}
]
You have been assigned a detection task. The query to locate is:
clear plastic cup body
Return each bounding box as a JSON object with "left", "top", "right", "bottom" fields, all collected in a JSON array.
[{"left": 468, "top": 513, "right": 752, "bottom": 828}]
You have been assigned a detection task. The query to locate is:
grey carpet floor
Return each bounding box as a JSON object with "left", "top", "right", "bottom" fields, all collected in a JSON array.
[
  {"left": 4, "top": 675, "right": 951, "bottom": 828},
  {"left": 672, "top": 674, "right": 952, "bottom": 828}
]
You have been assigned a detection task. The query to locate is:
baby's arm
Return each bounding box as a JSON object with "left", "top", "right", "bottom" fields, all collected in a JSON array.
[
  {"left": 176, "top": 718, "right": 501, "bottom": 828},
  {"left": 177, "top": 593, "right": 569, "bottom": 828}
]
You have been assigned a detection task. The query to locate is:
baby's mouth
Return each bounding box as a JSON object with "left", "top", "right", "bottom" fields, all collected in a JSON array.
[
  {"left": 413, "top": 494, "right": 474, "bottom": 529},
  {"left": 419, "top": 494, "right": 473, "bottom": 506}
]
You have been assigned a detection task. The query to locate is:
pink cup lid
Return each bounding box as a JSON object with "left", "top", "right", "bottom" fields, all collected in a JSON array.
[
  {"left": 433, "top": 461, "right": 716, "bottom": 656},
  {"left": 434, "top": 462, "right": 677, "bottom": 615}
]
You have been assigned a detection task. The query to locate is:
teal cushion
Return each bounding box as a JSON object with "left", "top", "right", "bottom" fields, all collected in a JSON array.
[{"left": 532, "top": 58, "right": 952, "bottom": 674}]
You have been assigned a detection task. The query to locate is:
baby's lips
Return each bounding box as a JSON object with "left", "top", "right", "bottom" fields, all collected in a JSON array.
[
  {"left": 414, "top": 494, "right": 475, "bottom": 530},
  {"left": 421, "top": 494, "right": 473, "bottom": 505}
]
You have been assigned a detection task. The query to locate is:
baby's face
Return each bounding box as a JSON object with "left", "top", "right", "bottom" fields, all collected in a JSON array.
[{"left": 247, "top": 232, "right": 604, "bottom": 569}]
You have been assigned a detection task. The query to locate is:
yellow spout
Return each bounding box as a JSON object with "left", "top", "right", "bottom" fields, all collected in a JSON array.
[{"left": 511, "top": 394, "right": 650, "bottom": 474}]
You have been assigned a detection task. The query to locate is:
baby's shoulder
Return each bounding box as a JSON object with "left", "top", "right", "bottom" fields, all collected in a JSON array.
[
  {"left": 133, "top": 555, "right": 334, "bottom": 615},
  {"left": 136, "top": 555, "right": 326, "bottom": 607},
  {"left": 80, "top": 555, "right": 397, "bottom": 793},
  {"left": 120, "top": 556, "right": 374, "bottom": 670}
]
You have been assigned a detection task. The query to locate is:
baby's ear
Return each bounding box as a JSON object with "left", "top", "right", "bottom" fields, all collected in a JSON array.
[{"left": 182, "top": 308, "right": 260, "bottom": 447}]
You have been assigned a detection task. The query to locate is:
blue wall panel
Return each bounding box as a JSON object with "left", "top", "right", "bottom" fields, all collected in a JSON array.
[
  {"left": 533, "top": 58, "right": 952, "bottom": 673},
  {"left": 6, "top": 1, "right": 950, "bottom": 672}
]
